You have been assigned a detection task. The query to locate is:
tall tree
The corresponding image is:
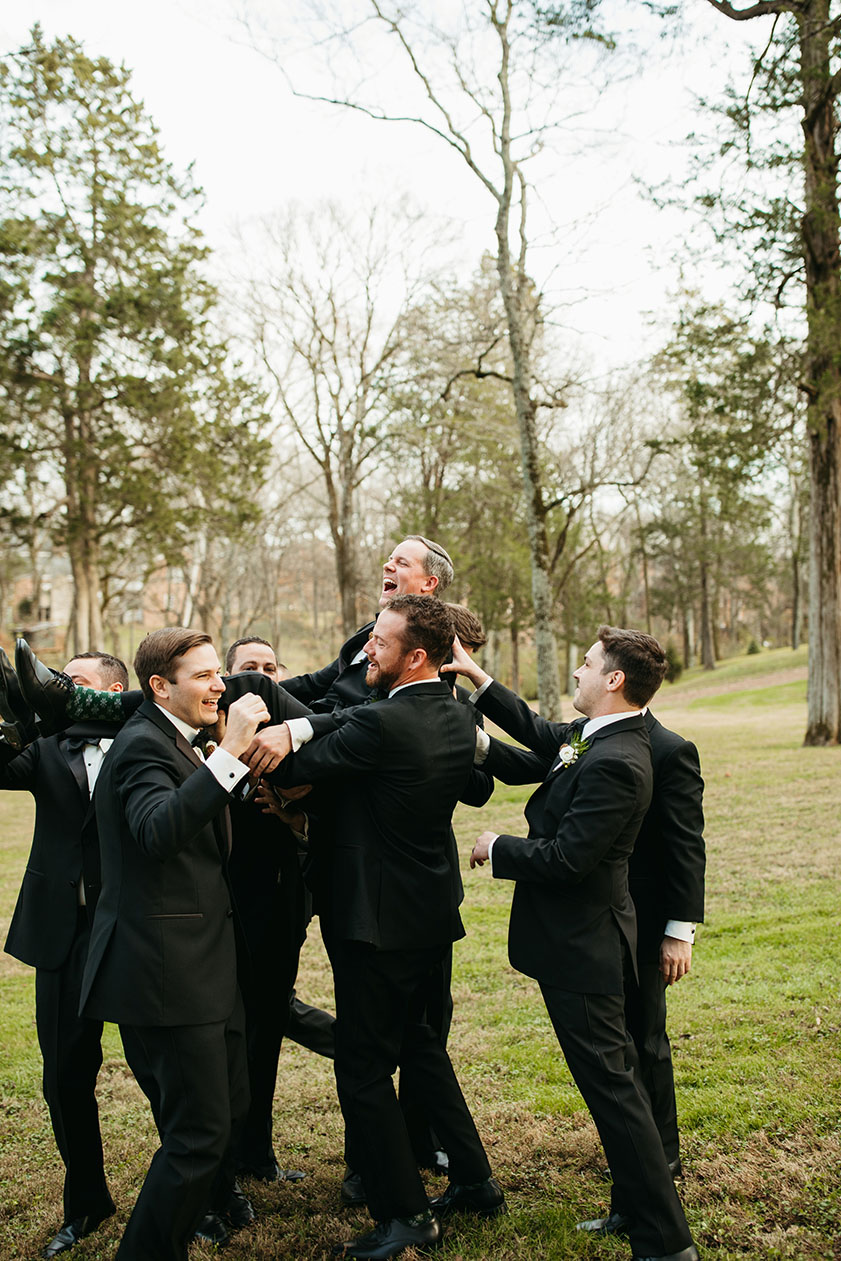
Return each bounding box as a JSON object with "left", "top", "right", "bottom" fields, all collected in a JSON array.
[
  {"left": 700, "top": 1, "right": 841, "bottom": 741},
  {"left": 0, "top": 27, "right": 269, "bottom": 652},
  {"left": 244, "top": 0, "right": 625, "bottom": 716}
]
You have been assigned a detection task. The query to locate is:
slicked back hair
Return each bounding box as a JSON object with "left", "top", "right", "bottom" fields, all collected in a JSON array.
[
  {"left": 134, "top": 628, "right": 214, "bottom": 700},
  {"left": 597, "top": 625, "right": 668, "bottom": 709},
  {"left": 386, "top": 594, "right": 455, "bottom": 669},
  {"left": 66, "top": 651, "right": 129, "bottom": 691},
  {"left": 404, "top": 535, "right": 454, "bottom": 594},
  {"left": 225, "top": 636, "right": 275, "bottom": 674}
]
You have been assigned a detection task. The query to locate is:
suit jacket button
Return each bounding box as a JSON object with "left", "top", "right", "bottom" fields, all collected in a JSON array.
[
  {"left": 69, "top": 880, "right": 77, "bottom": 888},
  {"left": 226, "top": 908, "right": 233, "bottom": 917}
]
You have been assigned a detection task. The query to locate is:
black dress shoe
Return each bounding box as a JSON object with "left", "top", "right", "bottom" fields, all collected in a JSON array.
[
  {"left": 219, "top": 1183, "right": 255, "bottom": 1229},
  {"left": 341, "top": 1168, "right": 366, "bottom": 1207},
  {"left": 332, "top": 1214, "right": 442, "bottom": 1259},
  {"left": 669, "top": 1157, "right": 684, "bottom": 1179},
  {"left": 193, "top": 1211, "right": 230, "bottom": 1246},
  {"left": 43, "top": 1208, "right": 115, "bottom": 1257},
  {"left": 631, "top": 1246, "right": 699, "bottom": 1261},
  {"left": 0, "top": 646, "right": 39, "bottom": 744},
  {"left": 577, "top": 1210, "right": 631, "bottom": 1236},
  {"left": 15, "top": 640, "right": 75, "bottom": 735},
  {"left": 429, "top": 1176, "right": 506, "bottom": 1218}
]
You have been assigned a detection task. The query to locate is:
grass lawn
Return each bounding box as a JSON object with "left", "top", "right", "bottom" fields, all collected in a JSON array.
[{"left": 0, "top": 647, "right": 839, "bottom": 1259}]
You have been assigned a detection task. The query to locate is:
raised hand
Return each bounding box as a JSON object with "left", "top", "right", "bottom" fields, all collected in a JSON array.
[{"left": 218, "top": 693, "right": 271, "bottom": 760}]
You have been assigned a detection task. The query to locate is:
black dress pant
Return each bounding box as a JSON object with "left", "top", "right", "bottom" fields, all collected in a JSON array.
[
  {"left": 116, "top": 992, "right": 249, "bottom": 1261},
  {"left": 235, "top": 846, "right": 307, "bottom": 1171},
  {"left": 35, "top": 909, "right": 114, "bottom": 1225},
  {"left": 624, "top": 958, "right": 680, "bottom": 1166},
  {"left": 331, "top": 940, "right": 491, "bottom": 1222},
  {"left": 539, "top": 981, "right": 693, "bottom": 1259}
]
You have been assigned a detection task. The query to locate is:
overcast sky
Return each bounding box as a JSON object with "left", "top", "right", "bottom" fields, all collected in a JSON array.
[{"left": 3, "top": 2, "right": 765, "bottom": 370}]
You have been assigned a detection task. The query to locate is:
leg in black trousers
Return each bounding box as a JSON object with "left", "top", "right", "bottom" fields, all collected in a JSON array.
[
  {"left": 117, "top": 996, "right": 249, "bottom": 1261},
  {"left": 35, "top": 911, "right": 115, "bottom": 1225},
  {"left": 332, "top": 940, "right": 491, "bottom": 1224},
  {"left": 625, "top": 960, "right": 680, "bottom": 1167},
  {"left": 398, "top": 945, "right": 453, "bottom": 1167},
  {"left": 539, "top": 982, "right": 693, "bottom": 1259}
]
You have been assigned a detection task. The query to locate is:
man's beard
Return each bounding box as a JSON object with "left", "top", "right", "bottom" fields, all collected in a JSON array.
[{"left": 366, "top": 663, "right": 400, "bottom": 696}]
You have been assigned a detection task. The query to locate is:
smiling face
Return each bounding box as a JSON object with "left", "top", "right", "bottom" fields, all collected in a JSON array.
[
  {"left": 379, "top": 538, "right": 438, "bottom": 607},
  {"left": 227, "top": 641, "right": 279, "bottom": 679},
  {"left": 150, "top": 643, "right": 226, "bottom": 729},
  {"left": 363, "top": 608, "right": 417, "bottom": 693}
]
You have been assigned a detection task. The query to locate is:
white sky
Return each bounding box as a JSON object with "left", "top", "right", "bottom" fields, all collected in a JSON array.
[{"left": 3, "top": 2, "right": 768, "bottom": 372}]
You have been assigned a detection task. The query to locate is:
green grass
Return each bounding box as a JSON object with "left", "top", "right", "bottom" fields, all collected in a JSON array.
[{"left": 1, "top": 655, "right": 840, "bottom": 1259}]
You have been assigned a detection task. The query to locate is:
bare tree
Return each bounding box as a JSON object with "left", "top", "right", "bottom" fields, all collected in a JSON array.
[
  {"left": 244, "top": 202, "right": 432, "bottom": 635},
  {"left": 241, "top": 0, "right": 628, "bottom": 713}
]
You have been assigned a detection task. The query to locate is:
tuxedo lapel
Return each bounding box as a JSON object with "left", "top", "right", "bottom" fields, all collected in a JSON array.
[{"left": 59, "top": 739, "right": 91, "bottom": 806}]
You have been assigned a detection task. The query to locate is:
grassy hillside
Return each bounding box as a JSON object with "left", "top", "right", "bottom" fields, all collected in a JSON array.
[{"left": 1, "top": 649, "right": 838, "bottom": 1259}]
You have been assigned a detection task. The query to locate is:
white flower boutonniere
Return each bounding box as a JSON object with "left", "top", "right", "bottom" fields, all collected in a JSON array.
[{"left": 556, "top": 730, "right": 590, "bottom": 770}]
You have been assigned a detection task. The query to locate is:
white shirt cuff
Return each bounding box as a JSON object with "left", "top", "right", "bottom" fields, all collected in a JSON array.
[
  {"left": 469, "top": 676, "right": 494, "bottom": 702},
  {"left": 474, "top": 727, "right": 491, "bottom": 764},
  {"left": 205, "top": 747, "right": 250, "bottom": 792},
  {"left": 487, "top": 834, "right": 499, "bottom": 872},
  {"left": 285, "top": 717, "right": 314, "bottom": 752},
  {"left": 664, "top": 920, "right": 696, "bottom": 943}
]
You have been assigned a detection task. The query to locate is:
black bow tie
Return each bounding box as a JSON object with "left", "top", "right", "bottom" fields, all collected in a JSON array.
[{"left": 66, "top": 737, "right": 101, "bottom": 754}]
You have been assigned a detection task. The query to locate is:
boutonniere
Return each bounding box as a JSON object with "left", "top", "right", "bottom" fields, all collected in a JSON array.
[{"left": 556, "top": 730, "right": 590, "bottom": 769}]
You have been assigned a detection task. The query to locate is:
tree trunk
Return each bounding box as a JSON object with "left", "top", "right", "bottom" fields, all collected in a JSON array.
[
  {"left": 510, "top": 621, "right": 520, "bottom": 694},
  {"left": 791, "top": 548, "right": 802, "bottom": 650},
  {"left": 798, "top": 2, "right": 841, "bottom": 741},
  {"left": 699, "top": 558, "right": 716, "bottom": 670}
]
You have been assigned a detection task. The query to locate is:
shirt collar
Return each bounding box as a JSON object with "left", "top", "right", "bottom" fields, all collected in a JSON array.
[
  {"left": 581, "top": 706, "right": 647, "bottom": 742},
  {"left": 154, "top": 703, "right": 200, "bottom": 744},
  {"left": 388, "top": 677, "right": 442, "bottom": 698}
]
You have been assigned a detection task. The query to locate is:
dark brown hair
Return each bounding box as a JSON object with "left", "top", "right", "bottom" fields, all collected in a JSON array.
[
  {"left": 386, "top": 594, "right": 455, "bottom": 668},
  {"left": 597, "top": 625, "right": 668, "bottom": 708},
  {"left": 66, "top": 650, "right": 129, "bottom": 690},
  {"left": 134, "top": 628, "right": 213, "bottom": 700},
  {"left": 445, "top": 603, "right": 486, "bottom": 651},
  {"left": 225, "top": 636, "right": 275, "bottom": 673}
]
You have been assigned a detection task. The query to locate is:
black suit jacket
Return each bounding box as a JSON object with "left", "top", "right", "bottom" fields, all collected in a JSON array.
[
  {"left": 282, "top": 622, "right": 375, "bottom": 714},
  {"left": 629, "top": 711, "right": 705, "bottom": 960},
  {"left": 3, "top": 723, "right": 120, "bottom": 971},
  {"left": 477, "top": 681, "right": 652, "bottom": 995},
  {"left": 272, "top": 680, "right": 477, "bottom": 951},
  {"left": 80, "top": 700, "right": 239, "bottom": 1027}
]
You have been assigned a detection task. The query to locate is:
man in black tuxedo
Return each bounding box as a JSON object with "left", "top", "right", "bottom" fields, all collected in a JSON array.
[
  {"left": 79, "top": 628, "right": 270, "bottom": 1261},
  {"left": 222, "top": 635, "right": 312, "bottom": 1184},
  {"left": 244, "top": 595, "right": 503, "bottom": 1261},
  {"left": 448, "top": 627, "right": 698, "bottom": 1261},
  {"left": 279, "top": 536, "right": 466, "bottom": 1195},
  {"left": 2, "top": 651, "right": 127, "bottom": 1258}
]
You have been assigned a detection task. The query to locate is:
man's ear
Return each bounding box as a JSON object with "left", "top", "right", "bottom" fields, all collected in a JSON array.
[
  {"left": 420, "top": 574, "right": 438, "bottom": 595},
  {"left": 148, "top": 674, "right": 169, "bottom": 701},
  {"left": 605, "top": 669, "right": 625, "bottom": 694}
]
